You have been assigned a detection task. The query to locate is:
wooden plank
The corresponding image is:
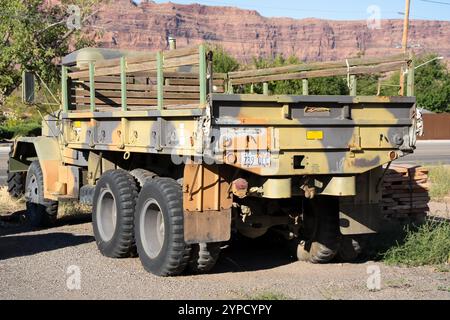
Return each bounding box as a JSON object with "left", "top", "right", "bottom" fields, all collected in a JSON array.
[
  {"left": 71, "top": 51, "right": 200, "bottom": 79},
  {"left": 75, "top": 96, "right": 200, "bottom": 105},
  {"left": 164, "top": 46, "right": 200, "bottom": 59},
  {"left": 164, "top": 54, "right": 199, "bottom": 69},
  {"left": 231, "top": 61, "right": 405, "bottom": 85},
  {"left": 164, "top": 85, "right": 200, "bottom": 92},
  {"left": 229, "top": 53, "right": 408, "bottom": 79},
  {"left": 165, "top": 72, "right": 201, "bottom": 79},
  {"left": 74, "top": 82, "right": 152, "bottom": 91},
  {"left": 74, "top": 76, "right": 135, "bottom": 84},
  {"left": 166, "top": 78, "right": 224, "bottom": 86},
  {"left": 75, "top": 99, "right": 199, "bottom": 108},
  {"left": 74, "top": 46, "right": 200, "bottom": 72},
  {"left": 74, "top": 89, "right": 153, "bottom": 98},
  {"left": 213, "top": 73, "right": 227, "bottom": 79},
  {"left": 71, "top": 60, "right": 159, "bottom": 78}
]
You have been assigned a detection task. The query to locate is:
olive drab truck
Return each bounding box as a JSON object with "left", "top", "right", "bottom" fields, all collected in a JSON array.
[{"left": 7, "top": 40, "right": 418, "bottom": 276}]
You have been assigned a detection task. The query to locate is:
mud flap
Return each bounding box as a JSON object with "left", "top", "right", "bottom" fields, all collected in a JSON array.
[{"left": 183, "top": 209, "right": 232, "bottom": 244}]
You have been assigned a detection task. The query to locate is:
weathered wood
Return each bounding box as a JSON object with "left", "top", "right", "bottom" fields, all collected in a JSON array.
[
  {"left": 75, "top": 95, "right": 200, "bottom": 105},
  {"left": 163, "top": 85, "right": 200, "bottom": 92},
  {"left": 229, "top": 53, "right": 409, "bottom": 79},
  {"left": 74, "top": 46, "right": 200, "bottom": 72},
  {"left": 74, "top": 98, "right": 199, "bottom": 108},
  {"left": 74, "top": 82, "right": 152, "bottom": 91},
  {"left": 74, "top": 91, "right": 200, "bottom": 100},
  {"left": 74, "top": 76, "right": 135, "bottom": 84},
  {"left": 381, "top": 165, "right": 430, "bottom": 218},
  {"left": 164, "top": 54, "right": 200, "bottom": 69},
  {"left": 231, "top": 61, "right": 405, "bottom": 85},
  {"left": 166, "top": 78, "right": 225, "bottom": 86}
]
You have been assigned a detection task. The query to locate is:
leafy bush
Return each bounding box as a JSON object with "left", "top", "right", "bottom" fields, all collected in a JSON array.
[
  {"left": 209, "top": 45, "right": 240, "bottom": 73},
  {"left": 0, "top": 122, "right": 41, "bottom": 140}
]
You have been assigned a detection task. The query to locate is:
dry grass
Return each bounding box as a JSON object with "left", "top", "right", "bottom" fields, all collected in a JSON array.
[
  {"left": 0, "top": 186, "right": 25, "bottom": 216},
  {"left": 58, "top": 201, "right": 91, "bottom": 217},
  {"left": 0, "top": 186, "right": 91, "bottom": 219},
  {"left": 428, "top": 165, "right": 450, "bottom": 201}
]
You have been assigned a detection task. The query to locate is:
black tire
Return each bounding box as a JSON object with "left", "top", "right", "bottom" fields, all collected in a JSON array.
[
  {"left": 7, "top": 147, "right": 25, "bottom": 198},
  {"left": 25, "top": 161, "right": 58, "bottom": 228},
  {"left": 338, "top": 235, "right": 365, "bottom": 262},
  {"left": 135, "top": 177, "right": 191, "bottom": 276},
  {"left": 129, "top": 168, "right": 157, "bottom": 257},
  {"left": 297, "top": 196, "right": 340, "bottom": 264},
  {"left": 130, "top": 168, "right": 156, "bottom": 188},
  {"left": 8, "top": 172, "right": 25, "bottom": 198},
  {"left": 187, "top": 242, "right": 221, "bottom": 274},
  {"left": 92, "top": 169, "right": 138, "bottom": 258}
]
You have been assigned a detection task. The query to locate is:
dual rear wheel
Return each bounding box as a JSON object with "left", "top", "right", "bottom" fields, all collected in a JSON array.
[
  {"left": 296, "top": 196, "right": 366, "bottom": 263},
  {"left": 92, "top": 170, "right": 221, "bottom": 276}
]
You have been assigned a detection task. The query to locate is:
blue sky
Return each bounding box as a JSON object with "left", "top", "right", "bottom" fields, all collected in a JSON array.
[{"left": 148, "top": 0, "right": 450, "bottom": 21}]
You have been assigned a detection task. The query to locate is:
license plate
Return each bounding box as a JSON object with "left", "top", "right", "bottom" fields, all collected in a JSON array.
[{"left": 241, "top": 151, "right": 271, "bottom": 168}]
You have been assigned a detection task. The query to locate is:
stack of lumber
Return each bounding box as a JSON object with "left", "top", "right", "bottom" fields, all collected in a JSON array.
[{"left": 381, "top": 164, "right": 430, "bottom": 219}]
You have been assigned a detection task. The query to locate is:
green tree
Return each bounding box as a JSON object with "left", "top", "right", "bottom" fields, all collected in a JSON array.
[
  {"left": 414, "top": 54, "right": 450, "bottom": 113},
  {"left": 0, "top": 0, "right": 100, "bottom": 103},
  {"left": 209, "top": 45, "right": 239, "bottom": 73},
  {"left": 251, "top": 54, "right": 348, "bottom": 95}
]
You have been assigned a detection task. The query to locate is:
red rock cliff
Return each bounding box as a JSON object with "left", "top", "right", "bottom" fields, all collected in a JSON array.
[{"left": 85, "top": 0, "right": 450, "bottom": 62}]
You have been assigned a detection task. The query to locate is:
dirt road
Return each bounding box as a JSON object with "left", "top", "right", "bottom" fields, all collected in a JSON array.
[{"left": 1, "top": 212, "right": 449, "bottom": 300}]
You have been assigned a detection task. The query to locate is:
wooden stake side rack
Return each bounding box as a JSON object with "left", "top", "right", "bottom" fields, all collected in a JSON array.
[
  {"left": 60, "top": 45, "right": 415, "bottom": 114},
  {"left": 62, "top": 45, "right": 227, "bottom": 112}
]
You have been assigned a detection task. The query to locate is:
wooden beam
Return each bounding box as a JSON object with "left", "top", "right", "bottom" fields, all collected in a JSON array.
[
  {"left": 302, "top": 79, "right": 309, "bottom": 95},
  {"left": 228, "top": 53, "right": 408, "bottom": 79},
  {"left": 350, "top": 75, "right": 357, "bottom": 96},
  {"left": 199, "top": 45, "right": 207, "bottom": 106},
  {"left": 61, "top": 66, "right": 69, "bottom": 112},
  {"left": 231, "top": 61, "right": 406, "bottom": 86},
  {"left": 120, "top": 57, "right": 127, "bottom": 111},
  {"left": 89, "top": 62, "right": 96, "bottom": 111},
  {"left": 157, "top": 51, "right": 164, "bottom": 110}
]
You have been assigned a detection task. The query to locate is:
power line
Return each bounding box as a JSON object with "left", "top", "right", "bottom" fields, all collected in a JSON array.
[{"left": 420, "top": 0, "right": 450, "bottom": 5}]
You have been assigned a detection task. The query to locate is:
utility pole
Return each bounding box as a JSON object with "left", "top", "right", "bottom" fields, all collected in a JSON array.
[
  {"left": 402, "top": 0, "right": 411, "bottom": 53},
  {"left": 400, "top": 0, "right": 411, "bottom": 95}
]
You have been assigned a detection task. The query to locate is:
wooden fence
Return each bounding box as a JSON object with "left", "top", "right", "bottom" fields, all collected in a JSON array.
[{"left": 418, "top": 113, "right": 450, "bottom": 140}]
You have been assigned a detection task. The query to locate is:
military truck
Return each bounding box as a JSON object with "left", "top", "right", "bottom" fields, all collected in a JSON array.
[{"left": 7, "top": 42, "right": 418, "bottom": 276}]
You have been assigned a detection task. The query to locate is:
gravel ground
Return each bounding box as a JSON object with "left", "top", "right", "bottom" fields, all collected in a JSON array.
[{"left": 1, "top": 212, "right": 449, "bottom": 300}]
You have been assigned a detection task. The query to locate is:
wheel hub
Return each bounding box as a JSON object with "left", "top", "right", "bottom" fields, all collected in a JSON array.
[
  {"left": 96, "top": 187, "right": 117, "bottom": 242},
  {"left": 140, "top": 198, "right": 165, "bottom": 259},
  {"left": 26, "top": 174, "right": 39, "bottom": 203}
]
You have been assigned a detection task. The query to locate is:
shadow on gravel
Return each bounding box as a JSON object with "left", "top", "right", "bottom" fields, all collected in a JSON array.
[
  {"left": 55, "top": 212, "right": 92, "bottom": 227},
  {"left": 0, "top": 211, "right": 91, "bottom": 237},
  {"left": 0, "top": 232, "right": 94, "bottom": 260},
  {"left": 209, "top": 225, "right": 414, "bottom": 274},
  {"left": 213, "top": 232, "right": 295, "bottom": 273}
]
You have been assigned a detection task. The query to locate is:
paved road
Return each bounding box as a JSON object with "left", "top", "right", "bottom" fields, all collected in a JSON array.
[
  {"left": 0, "top": 140, "right": 449, "bottom": 186},
  {"left": 0, "top": 145, "right": 10, "bottom": 186},
  {"left": 398, "top": 140, "right": 450, "bottom": 165}
]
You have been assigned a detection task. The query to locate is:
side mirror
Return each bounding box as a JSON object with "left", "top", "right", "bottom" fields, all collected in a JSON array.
[{"left": 22, "top": 71, "right": 35, "bottom": 104}]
